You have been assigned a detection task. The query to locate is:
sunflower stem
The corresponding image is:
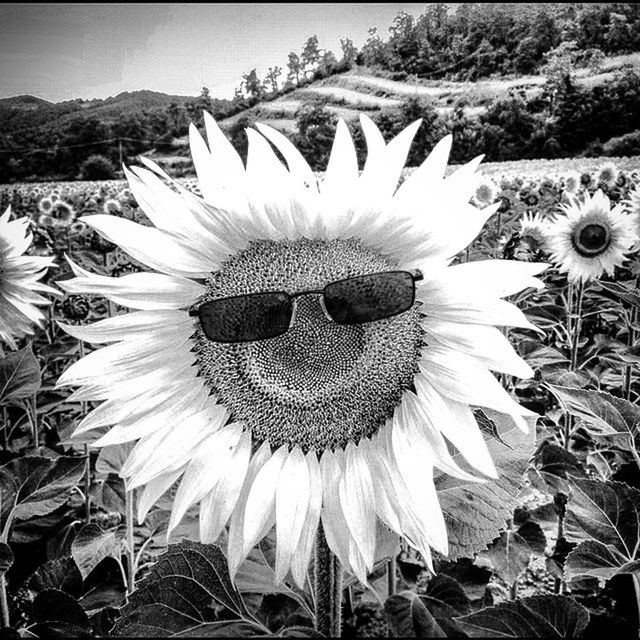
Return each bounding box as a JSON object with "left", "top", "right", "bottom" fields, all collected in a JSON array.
[
  {"left": 632, "top": 573, "right": 640, "bottom": 637},
  {"left": 0, "top": 488, "right": 8, "bottom": 627},
  {"left": 387, "top": 555, "right": 397, "bottom": 597},
  {"left": 1, "top": 407, "right": 8, "bottom": 451},
  {"left": 314, "top": 523, "right": 342, "bottom": 637},
  {"left": 564, "top": 280, "right": 584, "bottom": 450},
  {"left": 125, "top": 489, "right": 135, "bottom": 594},
  {"left": 0, "top": 575, "right": 8, "bottom": 627},
  {"left": 623, "top": 276, "right": 640, "bottom": 401},
  {"left": 569, "top": 280, "right": 584, "bottom": 375},
  {"left": 78, "top": 341, "right": 91, "bottom": 523},
  {"left": 554, "top": 279, "right": 584, "bottom": 595},
  {"left": 31, "top": 392, "right": 39, "bottom": 450},
  {"left": 103, "top": 252, "right": 115, "bottom": 317}
]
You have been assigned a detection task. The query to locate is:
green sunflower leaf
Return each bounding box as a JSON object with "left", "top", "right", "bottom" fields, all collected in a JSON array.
[
  {"left": 0, "top": 456, "right": 85, "bottom": 540},
  {"left": 480, "top": 521, "right": 546, "bottom": 585},
  {"left": 31, "top": 588, "right": 93, "bottom": 638},
  {"left": 111, "top": 540, "right": 266, "bottom": 637},
  {"left": 434, "top": 411, "right": 537, "bottom": 560},
  {"left": 71, "top": 522, "right": 124, "bottom": 580},
  {"left": 454, "top": 595, "right": 589, "bottom": 637},
  {"left": 0, "top": 343, "right": 41, "bottom": 403},
  {"left": 384, "top": 590, "right": 446, "bottom": 638},
  {"left": 564, "top": 478, "right": 640, "bottom": 583},
  {"left": 595, "top": 281, "right": 640, "bottom": 310},
  {"left": 545, "top": 383, "right": 640, "bottom": 439}
]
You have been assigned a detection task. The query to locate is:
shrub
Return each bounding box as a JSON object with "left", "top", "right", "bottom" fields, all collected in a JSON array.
[
  {"left": 602, "top": 130, "right": 640, "bottom": 157},
  {"left": 154, "top": 132, "right": 176, "bottom": 153},
  {"left": 78, "top": 154, "right": 116, "bottom": 180}
]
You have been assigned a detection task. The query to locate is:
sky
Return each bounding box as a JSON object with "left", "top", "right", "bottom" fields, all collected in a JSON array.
[{"left": 0, "top": 3, "right": 432, "bottom": 103}]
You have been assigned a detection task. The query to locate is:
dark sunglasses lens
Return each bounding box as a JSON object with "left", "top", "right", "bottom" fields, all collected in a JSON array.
[
  {"left": 324, "top": 271, "right": 415, "bottom": 325},
  {"left": 198, "top": 292, "right": 292, "bottom": 342}
]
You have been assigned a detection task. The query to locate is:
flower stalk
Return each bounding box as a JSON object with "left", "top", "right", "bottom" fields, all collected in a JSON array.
[
  {"left": 387, "top": 556, "right": 397, "bottom": 597},
  {"left": 554, "top": 279, "right": 584, "bottom": 595},
  {"left": 1, "top": 407, "right": 8, "bottom": 451},
  {"left": 78, "top": 341, "right": 91, "bottom": 523},
  {"left": 623, "top": 276, "right": 640, "bottom": 401},
  {"left": 31, "top": 392, "right": 38, "bottom": 450},
  {"left": 0, "top": 576, "right": 8, "bottom": 627},
  {"left": 314, "top": 524, "right": 342, "bottom": 637},
  {"left": 564, "top": 280, "right": 584, "bottom": 450},
  {"left": 125, "top": 489, "right": 135, "bottom": 594},
  {"left": 0, "top": 490, "right": 8, "bottom": 627}
]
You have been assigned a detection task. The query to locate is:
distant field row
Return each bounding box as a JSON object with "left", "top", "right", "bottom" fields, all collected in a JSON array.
[{"left": 4, "top": 155, "right": 638, "bottom": 192}]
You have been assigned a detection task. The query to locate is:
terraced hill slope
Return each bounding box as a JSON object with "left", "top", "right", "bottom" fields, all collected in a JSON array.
[{"left": 212, "top": 53, "right": 640, "bottom": 137}]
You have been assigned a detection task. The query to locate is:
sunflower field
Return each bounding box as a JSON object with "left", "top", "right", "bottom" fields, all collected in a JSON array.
[{"left": 1, "top": 120, "right": 640, "bottom": 638}]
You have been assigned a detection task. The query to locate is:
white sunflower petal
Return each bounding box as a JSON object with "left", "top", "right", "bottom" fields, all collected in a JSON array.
[
  {"left": 339, "top": 442, "right": 376, "bottom": 570},
  {"left": 319, "top": 450, "right": 352, "bottom": 570},
  {"left": 275, "top": 447, "right": 311, "bottom": 584},
  {"left": 290, "top": 451, "right": 322, "bottom": 589},
  {"left": 168, "top": 423, "right": 244, "bottom": 532},
  {"left": 228, "top": 441, "right": 272, "bottom": 578},
  {"left": 413, "top": 375, "right": 497, "bottom": 478},
  {"left": 58, "top": 310, "right": 193, "bottom": 345},
  {"left": 419, "top": 346, "right": 535, "bottom": 429},
  {"left": 200, "top": 428, "right": 252, "bottom": 543},
  {"left": 242, "top": 444, "right": 289, "bottom": 556},
  {"left": 81, "top": 215, "right": 217, "bottom": 278},
  {"left": 60, "top": 256, "right": 204, "bottom": 310},
  {"left": 421, "top": 319, "right": 533, "bottom": 378},
  {"left": 137, "top": 468, "right": 183, "bottom": 523}
]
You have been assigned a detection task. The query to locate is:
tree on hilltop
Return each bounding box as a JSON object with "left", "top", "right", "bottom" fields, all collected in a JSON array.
[
  {"left": 286, "top": 52, "right": 303, "bottom": 86},
  {"left": 186, "top": 87, "right": 214, "bottom": 127},
  {"left": 301, "top": 35, "right": 321, "bottom": 78},
  {"left": 264, "top": 66, "right": 282, "bottom": 94},
  {"left": 340, "top": 37, "right": 358, "bottom": 68},
  {"left": 241, "top": 69, "right": 265, "bottom": 101}
]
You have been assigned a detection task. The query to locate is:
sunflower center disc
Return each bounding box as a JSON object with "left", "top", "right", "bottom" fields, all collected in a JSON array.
[
  {"left": 573, "top": 222, "right": 611, "bottom": 256},
  {"left": 193, "top": 238, "right": 423, "bottom": 452}
]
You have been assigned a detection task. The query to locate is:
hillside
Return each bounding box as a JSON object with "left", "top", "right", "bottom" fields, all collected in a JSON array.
[
  {"left": 2, "top": 51, "right": 640, "bottom": 183},
  {"left": 0, "top": 90, "right": 229, "bottom": 138},
  {"left": 209, "top": 52, "right": 640, "bottom": 138}
]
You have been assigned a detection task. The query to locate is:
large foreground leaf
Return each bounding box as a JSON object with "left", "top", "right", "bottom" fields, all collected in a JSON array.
[
  {"left": 455, "top": 595, "right": 589, "bottom": 637},
  {"left": 435, "top": 411, "right": 537, "bottom": 559},
  {"left": 31, "top": 589, "right": 93, "bottom": 637},
  {"left": 0, "top": 456, "right": 85, "bottom": 537},
  {"left": 112, "top": 540, "right": 266, "bottom": 637},
  {"left": 564, "top": 478, "right": 640, "bottom": 583}
]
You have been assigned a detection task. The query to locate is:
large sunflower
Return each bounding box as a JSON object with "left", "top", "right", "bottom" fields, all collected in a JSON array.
[
  {"left": 0, "top": 207, "right": 56, "bottom": 349},
  {"left": 58, "top": 114, "right": 543, "bottom": 586}
]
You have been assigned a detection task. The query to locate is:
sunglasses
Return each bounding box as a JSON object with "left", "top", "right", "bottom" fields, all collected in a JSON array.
[{"left": 190, "top": 270, "right": 423, "bottom": 343}]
